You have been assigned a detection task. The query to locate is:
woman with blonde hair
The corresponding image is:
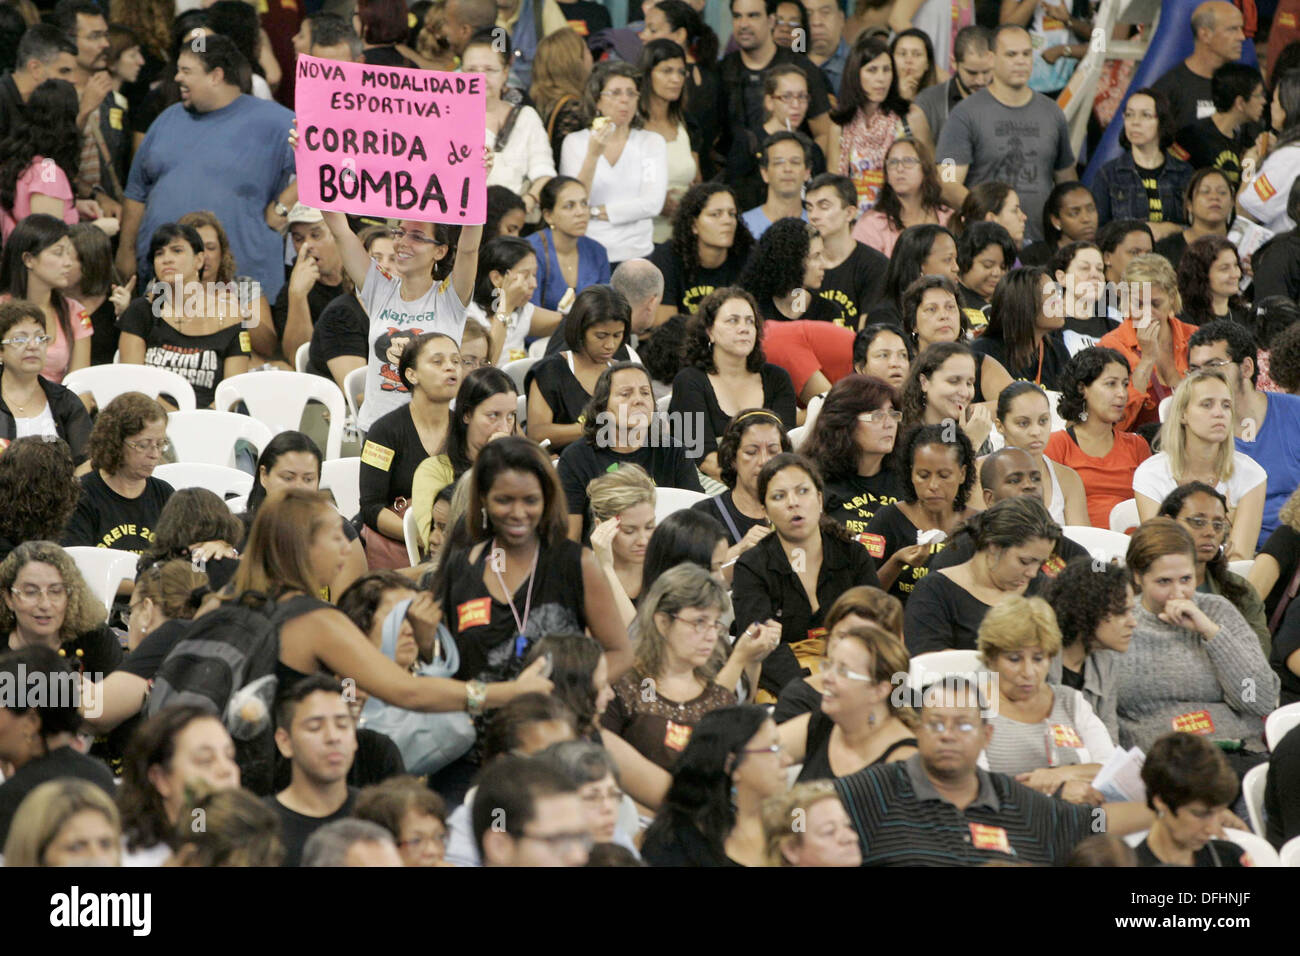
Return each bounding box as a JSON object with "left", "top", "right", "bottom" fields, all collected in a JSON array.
[
  {"left": 979, "top": 595, "right": 1115, "bottom": 801},
  {"left": 531, "top": 27, "right": 592, "bottom": 166},
  {"left": 3, "top": 778, "right": 121, "bottom": 867},
  {"left": 587, "top": 463, "right": 656, "bottom": 620},
  {"left": 1133, "top": 370, "right": 1266, "bottom": 561},
  {"left": 762, "top": 780, "right": 861, "bottom": 867}
]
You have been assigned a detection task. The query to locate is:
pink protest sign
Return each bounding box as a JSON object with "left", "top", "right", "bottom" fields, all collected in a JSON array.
[{"left": 294, "top": 54, "right": 487, "bottom": 223}]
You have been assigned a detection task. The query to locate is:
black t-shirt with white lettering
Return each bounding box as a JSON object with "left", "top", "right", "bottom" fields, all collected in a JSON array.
[
  {"left": 1139, "top": 158, "right": 1166, "bottom": 220},
  {"left": 650, "top": 242, "right": 746, "bottom": 314},
  {"left": 61, "top": 471, "right": 174, "bottom": 553},
  {"left": 1150, "top": 63, "right": 1214, "bottom": 135},
  {"left": 117, "top": 298, "right": 250, "bottom": 408},
  {"left": 824, "top": 470, "right": 905, "bottom": 536},
  {"left": 820, "top": 242, "right": 890, "bottom": 327}
]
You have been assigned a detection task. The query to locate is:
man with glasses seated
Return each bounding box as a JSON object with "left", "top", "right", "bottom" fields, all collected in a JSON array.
[
  {"left": 834, "top": 676, "right": 1153, "bottom": 865},
  {"left": 741, "top": 132, "right": 813, "bottom": 240},
  {"left": 473, "top": 754, "right": 592, "bottom": 867}
]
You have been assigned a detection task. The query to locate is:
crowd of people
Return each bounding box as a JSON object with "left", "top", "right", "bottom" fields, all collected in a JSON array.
[{"left": 1, "top": 0, "right": 1300, "bottom": 870}]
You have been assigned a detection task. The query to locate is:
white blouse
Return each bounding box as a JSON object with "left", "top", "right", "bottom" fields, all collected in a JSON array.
[
  {"left": 485, "top": 105, "right": 557, "bottom": 197},
  {"left": 559, "top": 127, "right": 668, "bottom": 262},
  {"left": 1131, "top": 451, "right": 1267, "bottom": 507},
  {"left": 652, "top": 122, "right": 696, "bottom": 244}
]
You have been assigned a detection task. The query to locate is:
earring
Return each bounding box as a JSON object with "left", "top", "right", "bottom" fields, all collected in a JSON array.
[
  {"left": 481, "top": 508, "right": 488, "bottom": 530},
  {"left": 1078, "top": 410, "right": 1088, "bottom": 422}
]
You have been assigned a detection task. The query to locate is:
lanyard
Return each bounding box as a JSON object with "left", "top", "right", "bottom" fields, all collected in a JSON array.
[{"left": 491, "top": 538, "right": 539, "bottom": 648}]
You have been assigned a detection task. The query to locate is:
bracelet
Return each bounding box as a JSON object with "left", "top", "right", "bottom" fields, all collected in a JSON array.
[{"left": 465, "top": 679, "right": 488, "bottom": 716}]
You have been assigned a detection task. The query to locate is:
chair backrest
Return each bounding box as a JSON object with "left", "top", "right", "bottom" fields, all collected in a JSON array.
[
  {"left": 1243, "top": 762, "right": 1269, "bottom": 836},
  {"left": 653, "top": 487, "right": 709, "bottom": 526},
  {"left": 225, "top": 494, "right": 248, "bottom": 515},
  {"left": 527, "top": 336, "right": 550, "bottom": 359},
  {"left": 1061, "top": 526, "right": 1130, "bottom": 565},
  {"left": 1265, "top": 702, "right": 1300, "bottom": 751},
  {"left": 1158, "top": 395, "right": 1172, "bottom": 421},
  {"left": 908, "top": 649, "right": 984, "bottom": 691},
  {"left": 320, "top": 457, "right": 361, "bottom": 520},
  {"left": 501, "top": 357, "right": 538, "bottom": 394},
  {"left": 403, "top": 506, "right": 421, "bottom": 566},
  {"left": 343, "top": 365, "right": 366, "bottom": 425},
  {"left": 656, "top": 393, "right": 672, "bottom": 414},
  {"left": 64, "top": 547, "right": 137, "bottom": 616},
  {"left": 1223, "top": 827, "right": 1281, "bottom": 866},
  {"left": 295, "top": 342, "right": 310, "bottom": 373},
  {"left": 214, "top": 371, "right": 347, "bottom": 460},
  {"left": 1108, "top": 498, "right": 1139, "bottom": 535},
  {"left": 516, "top": 392, "right": 528, "bottom": 431},
  {"left": 1228, "top": 559, "right": 1255, "bottom": 579},
  {"left": 153, "top": 462, "right": 254, "bottom": 499},
  {"left": 64, "top": 365, "right": 197, "bottom": 412},
  {"left": 1281, "top": 835, "right": 1300, "bottom": 867},
  {"left": 167, "top": 410, "right": 276, "bottom": 468}
]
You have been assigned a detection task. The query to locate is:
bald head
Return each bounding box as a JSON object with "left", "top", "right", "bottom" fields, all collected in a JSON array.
[
  {"left": 1190, "top": 1, "right": 1244, "bottom": 65},
  {"left": 444, "top": 0, "right": 498, "bottom": 54},
  {"left": 611, "top": 259, "right": 664, "bottom": 335},
  {"left": 980, "top": 447, "right": 1043, "bottom": 506}
]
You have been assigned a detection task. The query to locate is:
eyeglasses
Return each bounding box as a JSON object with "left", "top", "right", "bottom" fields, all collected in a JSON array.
[
  {"left": 600, "top": 88, "right": 639, "bottom": 100},
  {"left": 122, "top": 601, "right": 142, "bottom": 628},
  {"left": 1187, "top": 358, "right": 1233, "bottom": 373},
  {"left": 819, "top": 658, "right": 875, "bottom": 682},
  {"left": 886, "top": 157, "right": 922, "bottom": 170},
  {"left": 775, "top": 18, "right": 802, "bottom": 27},
  {"left": 1182, "top": 515, "right": 1230, "bottom": 533},
  {"left": 124, "top": 438, "right": 171, "bottom": 454},
  {"left": 773, "top": 92, "right": 809, "bottom": 104},
  {"left": 920, "top": 718, "right": 980, "bottom": 735},
  {"left": 461, "top": 356, "right": 486, "bottom": 370},
  {"left": 519, "top": 829, "right": 595, "bottom": 853},
  {"left": 857, "top": 409, "right": 903, "bottom": 424},
  {"left": 2, "top": 334, "right": 53, "bottom": 348},
  {"left": 671, "top": 615, "right": 727, "bottom": 638},
  {"left": 580, "top": 786, "right": 624, "bottom": 805},
  {"left": 10, "top": 584, "right": 67, "bottom": 604},
  {"left": 389, "top": 229, "right": 443, "bottom": 246}
]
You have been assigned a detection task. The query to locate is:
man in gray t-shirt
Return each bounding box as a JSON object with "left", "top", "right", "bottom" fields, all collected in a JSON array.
[{"left": 937, "top": 24, "right": 1076, "bottom": 244}]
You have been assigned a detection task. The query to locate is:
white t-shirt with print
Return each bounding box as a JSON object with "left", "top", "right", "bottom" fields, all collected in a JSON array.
[
  {"left": 357, "top": 258, "right": 468, "bottom": 432},
  {"left": 466, "top": 300, "right": 536, "bottom": 364}
]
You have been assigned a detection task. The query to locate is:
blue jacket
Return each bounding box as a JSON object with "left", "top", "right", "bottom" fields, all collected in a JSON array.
[
  {"left": 1091, "top": 150, "right": 1193, "bottom": 226},
  {"left": 527, "top": 229, "right": 611, "bottom": 312}
]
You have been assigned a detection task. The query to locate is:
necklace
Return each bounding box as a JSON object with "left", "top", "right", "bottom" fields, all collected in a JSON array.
[
  {"left": 490, "top": 537, "right": 540, "bottom": 660},
  {"left": 3, "top": 379, "right": 39, "bottom": 414}
]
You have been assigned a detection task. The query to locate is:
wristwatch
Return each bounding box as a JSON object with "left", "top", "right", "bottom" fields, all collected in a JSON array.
[{"left": 273, "top": 201, "right": 289, "bottom": 218}]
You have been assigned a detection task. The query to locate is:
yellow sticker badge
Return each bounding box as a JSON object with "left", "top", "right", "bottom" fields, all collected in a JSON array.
[
  {"left": 361, "top": 440, "right": 395, "bottom": 471},
  {"left": 238, "top": 331, "right": 251, "bottom": 353}
]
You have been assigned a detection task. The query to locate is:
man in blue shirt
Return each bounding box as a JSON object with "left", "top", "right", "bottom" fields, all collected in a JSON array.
[
  {"left": 802, "top": 0, "right": 849, "bottom": 96},
  {"left": 116, "top": 35, "right": 296, "bottom": 302},
  {"left": 1188, "top": 320, "right": 1300, "bottom": 550},
  {"left": 741, "top": 130, "right": 811, "bottom": 239}
]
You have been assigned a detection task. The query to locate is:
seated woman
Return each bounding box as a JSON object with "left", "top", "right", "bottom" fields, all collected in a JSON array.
[
  {"left": 804, "top": 374, "right": 904, "bottom": 535},
  {"left": 587, "top": 463, "right": 657, "bottom": 624},
  {"left": 1135, "top": 733, "right": 1251, "bottom": 867},
  {"left": 689, "top": 409, "right": 788, "bottom": 560},
  {"left": 777, "top": 620, "right": 917, "bottom": 781},
  {"left": 465, "top": 236, "right": 562, "bottom": 365},
  {"left": 866, "top": 420, "right": 978, "bottom": 604},
  {"left": 114, "top": 705, "right": 241, "bottom": 866},
  {"left": 1045, "top": 347, "right": 1152, "bottom": 529},
  {"left": 117, "top": 222, "right": 251, "bottom": 409},
  {"left": 761, "top": 780, "right": 862, "bottom": 867},
  {"left": 1113, "top": 518, "right": 1277, "bottom": 752},
  {"left": 1133, "top": 370, "right": 1266, "bottom": 561},
  {"left": 953, "top": 182, "right": 1028, "bottom": 256},
  {"left": 670, "top": 287, "right": 797, "bottom": 479},
  {"left": 993, "top": 381, "right": 1089, "bottom": 526},
  {"left": 1041, "top": 558, "right": 1136, "bottom": 743},
  {"left": 241, "top": 431, "right": 366, "bottom": 599},
  {"left": 870, "top": 224, "right": 960, "bottom": 327},
  {"left": 1178, "top": 236, "right": 1248, "bottom": 329},
  {"left": 641, "top": 509, "right": 731, "bottom": 591},
  {"left": 354, "top": 776, "right": 451, "bottom": 868},
  {"left": 900, "top": 339, "right": 993, "bottom": 453},
  {"left": 640, "top": 704, "right": 791, "bottom": 867},
  {"left": 650, "top": 182, "right": 755, "bottom": 323},
  {"left": 603, "top": 564, "right": 775, "bottom": 771},
  {"left": 1051, "top": 240, "right": 1116, "bottom": 356},
  {"left": 0, "top": 301, "right": 91, "bottom": 465},
  {"left": 66, "top": 222, "right": 123, "bottom": 368},
  {"left": 557, "top": 362, "right": 703, "bottom": 541},
  {"left": 1017, "top": 182, "right": 1098, "bottom": 268},
  {"left": 904, "top": 495, "right": 1059, "bottom": 654},
  {"left": 0, "top": 647, "right": 116, "bottom": 846},
  {"left": 410, "top": 367, "right": 518, "bottom": 555},
  {"left": 954, "top": 221, "right": 1015, "bottom": 332},
  {"left": 979, "top": 596, "right": 1116, "bottom": 799},
  {"left": 1159, "top": 482, "right": 1270, "bottom": 650},
  {"left": 528, "top": 176, "right": 611, "bottom": 314},
  {"left": 526, "top": 285, "right": 631, "bottom": 452},
  {"left": 1152, "top": 167, "right": 1233, "bottom": 271},
  {"left": 178, "top": 211, "right": 274, "bottom": 364},
  {"left": 772, "top": 586, "right": 904, "bottom": 723},
  {"left": 1090, "top": 87, "right": 1191, "bottom": 238},
  {"left": 168, "top": 788, "right": 285, "bottom": 867},
  {"left": 2, "top": 778, "right": 122, "bottom": 867},
  {"left": 852, "top": 137, "right": 954, "bottom": 258},
  {"left": 734, "top": 453, "right": 880, "bottom": 696},
  {"left": 853, "top": 323, "right": 912, "bottom": 391},
  {"left": 971, "top": 267, "right": 1071, "bottom": 390},
  {"left": 138, "top": 488, "right": 243, "bottom": 591},
  {"left": 359, "top": 332, "right": 460, "bottom": 568},
  {"left": 0, "top": 436, "right": 80, "bottom": 562}
]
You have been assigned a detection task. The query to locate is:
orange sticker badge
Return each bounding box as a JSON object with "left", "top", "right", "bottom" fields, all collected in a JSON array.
[
  {"left": 1171, "top": 710, "right": 1215, "bottom": 735},
  {"left": 1051, "top": 724, "right": 1084, "bottom": 748},
  {"left": 77, "top": 308, "right": 92, "bottom": 331},
  {"left": 1254, "top": 174, "right": 1277, "bottom": 201},
  {"left": 456, "top": 597, "right": 491, "bottom": 630},
  {"left": 969, "top": 823, "right": 1012, "bottom": 854},
  {"left": 664, "top": 721, "right": 692, "bottom": 752},
  {"left": 856, "top": 532, "right": 887, "bottom": 559}
]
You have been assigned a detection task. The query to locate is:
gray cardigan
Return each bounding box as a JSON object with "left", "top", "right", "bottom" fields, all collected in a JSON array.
[
  {"left": 1048, "top": 649, "right": 1121, "bottom": 744},
  {"left": 1112, "top": 593, "right": 1279, "bottom": 752}
]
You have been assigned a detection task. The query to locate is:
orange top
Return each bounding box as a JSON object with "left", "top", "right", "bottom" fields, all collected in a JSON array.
[
  {"left": 1046, "top": 429, "right": 1152, "bottom": 528},
  {"left": 1097, "top": 317, "right": 1197, "bottom": 431}
]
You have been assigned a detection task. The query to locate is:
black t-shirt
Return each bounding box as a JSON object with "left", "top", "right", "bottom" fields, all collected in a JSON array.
[
  {"left": 824, "top": 470, "right": 905, "bottom": 536},
  {"left": 60, "top": 624, "right": 126, "bottom": 678},
  {"left": 0, "top": 72, "right": 24, "bottom": 142},
  {"left": 358, "top": 404, "right": 434, "bottom": 532},
  {"left": 641, "top": 821, "right": 740, "bottom": 867},
  {"left": 1260, "top": 524, "right": 1300, "bottom": 620},
  {"left": 267, "top": 787, "right": 358, "bottom": 868},
  {"left": 1063, "top": 313, "right": 1118, "bottom": 347},
  {"left": 901, "top": 570, "right": 993, "bottom": 654},
  {"left": 667, "top": 364, "right": 798, "bottom": 458},
  {"left": 690, "top": 491, "right": 766, "bottom": 547},
  {"left": 87, "top": 297, "right": 118, "bottom": 368},
  {"left": 820, "top": 242, "right": 890, "bottom": 327},
  {"left": 558, "top": 0, "right": 612, "bottom": 35},
  {"left": 1151, "top": 63, "right": 1215, "bottom": 135},
  {"left": 271, "top": 278, "right": 348, "bottom": 346},
  {"left": 1135, "top": 837, "right": 1246, "bottom": 867},
  {"left": 971, "top": 331, "right": 1071, "bottom": 390},
  {"left": 756, "top": 292, "right": 850, "bottom": 326},
  {"left": 863, "top": 503, "right": 950, "bottom": 604},
  {"left": 1270, "top": 597, "right": 1300, "bottom": 705},
  {"left": 721, "top": 46, "right": 831, "bottom": 141},
  {"left": 308, "top": 293, "right": 368, "bottom": 380},
  {"left": 117, "top": 297, "right": 250, "bottom": 408},
  {"left": 1138, "top": 157, "right": 1167, "bottom": 221},
  {"left": 558, "top": 438, "right": 704, "bottom": 539},
  {"left": 361, "top": 45, "right": 415, "bottom": 68},
  {"left": 650, "top": 242, "right": 746, "bottom": 314},
  {"left": 118, "top": 618, "right": 190, "bottom": 680},
  {"left": 0, "top": 747, "right": 116, "bottom": 846},
  {"left": 772, "top": 674, "right": 823, "bottom": 723},
  {"left": 526, "top": 353, "right": 593, "bottom": 433},
  {"left": 1154, "top": 231, "right": 1189, "bottom": 270},
  {"left": 1174, "top": 116, "right": 1245, "bottom": 187},
  {"left": 62, "top": 472, "right": 174, "bottom": 553},
  {"left": 1265, "top": 723, "right": 1300, "bottom": 849}
]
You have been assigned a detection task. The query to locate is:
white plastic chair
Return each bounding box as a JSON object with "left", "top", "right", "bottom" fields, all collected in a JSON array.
[
  {"left": 1109, "top": 498, "right": 1139, "bottom": 534},
  {"left": 343, "top": 366, "right": 366, "bottom": 425},
  {"left": 1265, "top": 702, "right": 1300, "bottom": 751},
  {"left": 1281, "top": 835, "right": 1300, "bottom": 867},
  {"left": 64, "top": 547, "right": 137, "bottom": 615},
  {"left": 516, "top": 393, "right": 527, "bottom": 432},
  {"left": 1062, "top": 526, "right": 1130, "bottom": 564},
  {"left": 403, "top": 507, "right": 421, "bottom": 566},
  {"left": 1243, "top": 762, "right": 1268, "bottom": 836},
  {"left": 1041, "top": 388, "right": 1066, "bottom": 432},
  {"left": 154, "top": 462, "right": 254, "bottom": 499},
  {"left": 1228, "top": 559, "right": 1255, "bottom": 579},
  {"left": 1223, "top": 827, "right": 1280, "bottom": 866},
  {"left": 64, "top": 365, "right": 197, "bottom": 412},
  {"left": 214, "top": 370, "right": 347, "bottom": 460},
  {"left": 908, "top": 650, "right": 984, "bottom": 691},
  {"left": 653, "top": 487, "right": 709, "bottom": 526},
  {"left": 167, "top": 410, "right": 275, "bottom": 469},
  {"left": 527, "top": 337, "right": 550, "bottom": 359},
  {"left": 788, "top": 392, "right": 828, "bottom": 452},
  {"left": 501, "top": 357, "right": 538, "bottom": 394},
  {"left": 1158, "top": 395, "right": 1173, "bottom": 422},
  {"left": 295, "top": 342, "right": 310, "bottom": 373},
  {"left": 225, "top": 494, "right": 248, "bottom": 515},
  {"left": 320, "top": 457, "right": 361, "bottom": 519},
  {"left": 656, "top": 393, "right": 672, "bottom": 414},
  {"left": 1123, "top": 828, "right": 1147, "bottom": 847}
]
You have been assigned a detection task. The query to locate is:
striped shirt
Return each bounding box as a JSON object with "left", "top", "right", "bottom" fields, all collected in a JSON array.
[{"left": 834, "top": 753, "right": 1096, "bottom": 866}]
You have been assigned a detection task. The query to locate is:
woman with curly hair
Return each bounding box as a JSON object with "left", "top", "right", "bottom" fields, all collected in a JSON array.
[
  {"left": 955, "top": 221, "right": 1017, "bottom": 331},
  {"left": 650, "top": 182, "right": 753, "bottom": 324},
  {"left": 530, "top": 27, "right": 592, "bottom": 167},
  {"left": 61, "top": 391, "right": 173, "bottom": 553},
  {"left": 690, "top": 409, "right": 790, "bottom": 562},
  {"left": 0, "top": 436, "right": 80, "bottom": 561},
  {"left": 0, "top": 79, "right": 87, "bottom": 239},
  {"left": 1267, "top": 320, "right": 1300, "bottom": 396},
  {"left": 669, "top": 287, "right": 796, "bottom": 479},
  {"left": 852, "top": 137, "right": 953, "bottom": 257},
  {"left": 761, "top": 780, "right": 861, "bottom": 866},
  {"left": 803, "top": 373, "right": 904, "bottom": 533},
  {"left": 1177, "top": 235, "right": 1248, "bottom": 327},
  {"left": 0, "top": 301, "right": 92, "bottom": 463}
]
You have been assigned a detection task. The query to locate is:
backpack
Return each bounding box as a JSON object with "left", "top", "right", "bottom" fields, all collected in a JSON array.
[{"left": 146, "top": 593, "right": 316, "bottom": 795}]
